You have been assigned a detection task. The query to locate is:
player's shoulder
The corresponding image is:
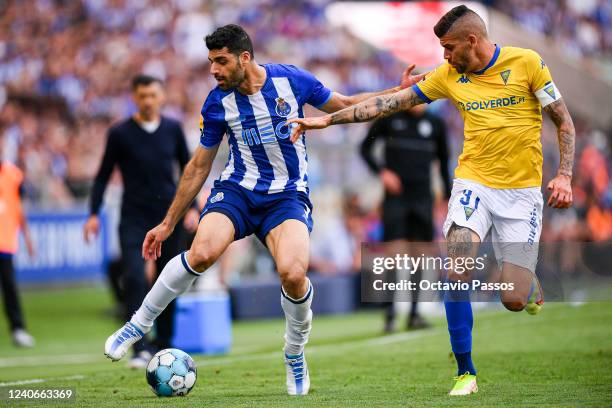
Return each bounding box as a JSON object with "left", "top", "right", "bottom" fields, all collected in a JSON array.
[
  {"left": 160, "top": 116, "right": 181, "bottom": 128},
  {"left": 201, "top": 88, "right": 228, "bottom": 120},
  {"left": 264, "top": 63, "right": 310, "bottom": 77},
  {"left": 264, "top": 63, "right": 320, "bottom": 88},
  {"left": 423, "top": 62, "right": 453, "bottom": 81},
  {"left": 108, "top": 118, "right": 133, "bottom": 135},
  {"left": 160, "top": 116, "right": 184, "bottom": 134}
]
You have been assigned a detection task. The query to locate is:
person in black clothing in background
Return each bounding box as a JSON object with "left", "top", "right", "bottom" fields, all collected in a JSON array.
[
  {"left": 361, "top": 103, "right": 452, "bottom": 332},
  {"left": 83, "top": 74, "right": 199, "bottom": 368}
]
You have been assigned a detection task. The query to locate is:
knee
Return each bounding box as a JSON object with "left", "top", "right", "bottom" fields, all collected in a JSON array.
[
  {"left": 278, "top": 260, "right": 307, "bottom": 297},
  {"left": 501, "top": 294, "right": 526, "bottom": 312},
  {"left": 187, "top": 246, "right": 219, "bottom": 273}
]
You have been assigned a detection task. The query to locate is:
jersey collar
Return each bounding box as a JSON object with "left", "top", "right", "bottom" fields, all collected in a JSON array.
[{"left": 472, "top": 44, "right": 500, "bottom": 75}]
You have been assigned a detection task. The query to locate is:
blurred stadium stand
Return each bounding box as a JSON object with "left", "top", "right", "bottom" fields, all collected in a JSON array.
[{"left": 0, "top": 0, "right": 610, "bottom": 290}]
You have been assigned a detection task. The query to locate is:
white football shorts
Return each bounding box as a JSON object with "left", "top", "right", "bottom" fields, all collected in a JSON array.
[{"left": 443, "top": 178, "right": 543, "bottom": 272}]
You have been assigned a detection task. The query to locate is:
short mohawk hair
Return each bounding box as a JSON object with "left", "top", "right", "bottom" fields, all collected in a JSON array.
[{"left": 433, "top": 5, "right": 471, "bottom": 38}]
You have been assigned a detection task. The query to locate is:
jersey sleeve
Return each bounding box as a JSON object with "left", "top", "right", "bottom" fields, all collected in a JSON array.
[
  {"left": 199, "top": 93, "right": 226, "bottom": 149},
  {"left": 290, "top": 66, "right": 332, "bottom": 109},
  {"left": 90, "top": 128, "right": 119, "bottom": 215},
  {"left": 411, "top": 64, "right": 449, "bottom": 103},
  {"left": 360, "top": 118, "right": 388, "bottom": 174},
  {"left": 525, "top": 49, "right": 562, "bottom": 107}
]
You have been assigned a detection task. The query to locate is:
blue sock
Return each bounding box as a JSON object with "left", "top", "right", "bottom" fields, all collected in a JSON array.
[
  {"left": 454, "top": 351, "right": 476, "bottom": 376},
  {"left": 444, "top": 287, "right": 476, "bottom": 376}
]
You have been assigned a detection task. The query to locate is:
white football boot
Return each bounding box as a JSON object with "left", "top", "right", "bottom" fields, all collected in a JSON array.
[
  {"left": 12, "top": 329, "right": 35, "bottom": 348},
  {"left": 104, "top": 322, "right": 146, "bottom": 361},
  {"left": 285, "top": 351, "right": 310, "bottom": 395}
]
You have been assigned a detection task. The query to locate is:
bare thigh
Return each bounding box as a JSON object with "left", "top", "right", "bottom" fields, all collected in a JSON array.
[
  {"left": 186, "top": 212, "right": 236, "bottom": 273},
  {"left": 446, "top": 223, "right": 481, "bottom": 281},
  {"left": 265, "top": 219, "right": 310, "bottom": 299}
]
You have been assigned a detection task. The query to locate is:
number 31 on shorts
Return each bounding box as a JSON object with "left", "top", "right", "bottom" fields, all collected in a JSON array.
[{"left": 459, "top": 189, "right": 480, "bottom": 208}]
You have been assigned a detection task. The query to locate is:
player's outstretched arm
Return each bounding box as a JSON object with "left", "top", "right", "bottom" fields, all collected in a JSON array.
[
  {"left": 142, "top": 145, "right": 219, "bottom": 260},
  {"left": 543, "top": 98, "right": 575, "bottom": 208},
  {"left": 319, "top": 64, "right": 425, "bottom": 113},
  {"left": 287, "top": 87, "right": 424, "bottom": 142}
]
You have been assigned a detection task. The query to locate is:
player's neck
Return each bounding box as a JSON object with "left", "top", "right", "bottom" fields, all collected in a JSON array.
[
  {"left": 472, "top": 41, "right": 497, "bottom": 72},
  {"left": 134, "top": 112, "right": 161, "bottom": 124},
  {"left": 237, "top": 62, "right": 266, "bottom": 95}
]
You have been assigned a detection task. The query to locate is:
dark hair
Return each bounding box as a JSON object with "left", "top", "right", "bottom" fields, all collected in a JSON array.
[
  {"left": 433, "top": 5, "right": 471, "bottom": 38},
  {"left": 205, "top": 24, "right": 254, "bottom": 58},
  {"left": 131, "top": 74, "right": 162, "bottom": 90}
]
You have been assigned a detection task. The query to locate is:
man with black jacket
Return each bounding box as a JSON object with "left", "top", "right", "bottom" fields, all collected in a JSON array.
[
  {"left": 84, "top": 75, "right": 198, "bottom": 368},
  {"left": 361, "top": 103, "right": 452, "bottom": 332}
]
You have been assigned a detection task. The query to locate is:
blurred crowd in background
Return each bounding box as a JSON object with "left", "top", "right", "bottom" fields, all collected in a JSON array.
[
  {"left": 0, "top": 0, "right": 611, "bottom": 280},
  {"left": 494, "top": 0, "right": 612, "bottom": 63}
]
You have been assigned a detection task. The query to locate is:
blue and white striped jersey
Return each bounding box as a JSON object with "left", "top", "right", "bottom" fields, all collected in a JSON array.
[{"left": 200, "top": 64, "right": 332, "bottom": 194}]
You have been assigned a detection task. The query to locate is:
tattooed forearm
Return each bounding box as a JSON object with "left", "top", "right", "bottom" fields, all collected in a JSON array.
[
  {"left": 329, "top": 88, "right": 424, "bottom": 125},
  {"left": 543, "top": 99, "right": 575, "bottom": 177},
  {"left": 344, "top": 85, "right": 402, "bottom": 107}
]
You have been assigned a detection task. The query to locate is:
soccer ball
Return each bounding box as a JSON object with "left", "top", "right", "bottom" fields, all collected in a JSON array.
[{"left": 146, "top": 348, "right": 197, "bottom": 397}]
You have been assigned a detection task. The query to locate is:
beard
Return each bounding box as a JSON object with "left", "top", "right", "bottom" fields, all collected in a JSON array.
[
  {"left": 217, "top": 63, "right": 246, "bottom": 90},
  {"left": 452, "top": 57, "right": 469, "bottom": 73}
]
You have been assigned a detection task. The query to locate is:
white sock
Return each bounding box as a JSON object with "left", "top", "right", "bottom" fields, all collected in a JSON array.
[
  {"left": 280, "top": 279, "right": 313, "bottom": 356},
  {"left": 131, "top": 251, "right": 201, "bottom": 332}
]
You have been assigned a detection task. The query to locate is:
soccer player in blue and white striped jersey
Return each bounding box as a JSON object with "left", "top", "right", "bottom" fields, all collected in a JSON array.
[{"left": 105, "top": 24, "right": 423, "bottom": 395}]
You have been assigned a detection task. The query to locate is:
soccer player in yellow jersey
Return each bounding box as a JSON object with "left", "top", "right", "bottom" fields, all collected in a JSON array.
[{"left": 288, "top": 5, "right": 575, "bottom": 396}]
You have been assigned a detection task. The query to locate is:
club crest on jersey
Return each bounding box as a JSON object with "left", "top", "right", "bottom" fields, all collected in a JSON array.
[
  {"left": 464, "top": 206, "right": 475, "bottom": 220},
  {"left": 275, "top": 97, "right": 291, "bottom": 117},
  {"left": 500, "top": 70, "right": 511, "bottom": 85},
  {"left": 210, "top": 192, "right": 224, "bottom": 204}
]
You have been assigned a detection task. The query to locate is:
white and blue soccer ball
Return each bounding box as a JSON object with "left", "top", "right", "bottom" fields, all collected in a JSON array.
[{"left": 146, "top": 348, "right": 197, "bottom": 397}]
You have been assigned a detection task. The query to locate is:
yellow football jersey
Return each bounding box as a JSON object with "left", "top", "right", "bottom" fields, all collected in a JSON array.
[{"left": 412, "top": 45, "right": 561, "bottom": 189}]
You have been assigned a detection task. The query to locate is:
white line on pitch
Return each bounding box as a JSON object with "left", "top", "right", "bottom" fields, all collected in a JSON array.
[
  {"left": 0, "top": 354, "right": 102, "bottom": 368},
  {"left": 0, "top": 375, "right": 85, "bottom": 387},
  {"left": 0, "top": 327, "right": 439, "bottom": 370}
]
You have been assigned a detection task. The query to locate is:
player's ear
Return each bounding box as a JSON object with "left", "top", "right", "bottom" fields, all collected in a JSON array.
[
  {"left": 240, "top": 51, "right": 252, "bottom": 64},
  {"left": 467, "top": 34, "right": 478, "bottom": 47}
]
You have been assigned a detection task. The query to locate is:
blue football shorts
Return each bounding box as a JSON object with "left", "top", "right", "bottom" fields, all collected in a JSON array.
[{"left": 199, "top": 180, "right": 313, "bottom": 243}]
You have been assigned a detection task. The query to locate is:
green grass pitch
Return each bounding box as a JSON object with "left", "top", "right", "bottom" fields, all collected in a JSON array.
[{"left": 0, "top": 286, "right": 610, "bottom": 407}]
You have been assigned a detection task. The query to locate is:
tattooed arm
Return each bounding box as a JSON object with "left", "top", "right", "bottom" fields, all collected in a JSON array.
[
  {"left": 287, "top": 87, "right": 425, "bottom": 142},
  {"left": 543, "top": 98, "right": 575, "bottom": 208},
  {"left": 319, "top": 64, "right": 425, "bottom": 113}
]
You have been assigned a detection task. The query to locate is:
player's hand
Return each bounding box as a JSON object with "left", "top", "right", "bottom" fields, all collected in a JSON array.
[
  {"left": 183, "top": 208, "right": 200, "bottom": 233},
  {"left": 24, "top": 235, "right": 35, "bottom": 259},
  {"left": 287, "top": 116, "right": 331, "bottom": 143},
  {"left": 380, "top": 168, "right": 403, "bottom": 195},
  {"left": 142, "top": 222, "right": 174, "bottom": 260},
  {"left": 83, "top": 215, "right": 100, "bottom": 243},
  {"left": 547, "top": 174, "right": 572, "bottom": 208},
  {"left": 399, "top": 64, "right": 426, "bottom": 89}
]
